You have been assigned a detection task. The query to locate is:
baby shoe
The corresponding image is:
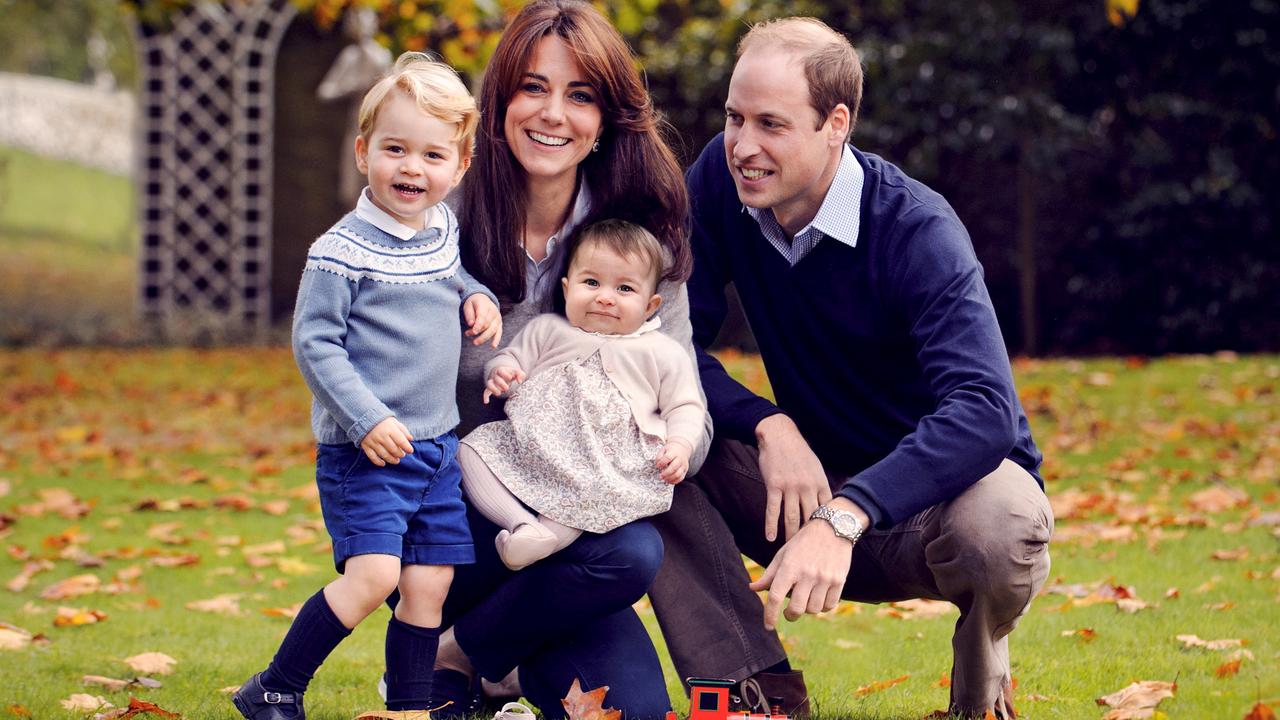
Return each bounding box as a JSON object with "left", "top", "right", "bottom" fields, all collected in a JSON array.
[
  {"left": 232, "top": 672, "right": 305, "bottom": 720},
  {"left": 495, "top": 523, "right": 559, "bottom": 571}
]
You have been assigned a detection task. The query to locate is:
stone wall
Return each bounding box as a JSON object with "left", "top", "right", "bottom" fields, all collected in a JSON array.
[{"left": 0, "top": 71, "right": 134, "bottom": 176}]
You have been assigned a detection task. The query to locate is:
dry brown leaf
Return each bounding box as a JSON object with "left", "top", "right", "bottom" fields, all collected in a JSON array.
[
  {"left": 1176, "top": 634, "right": 1244, "bottom": 650},
  {"left": 1211, "top": 547, "right": 1250, "bottom": 561},
  {"left": 1116, "top": 598, "right": 1155, "bottom": 613},
  {"left": 148, "top": 553, "right": 200, "bottom": 568},
  {"left": 54, "top": 607, "right": 108, "bottom": 626},
  {"left": 1215, "top": 659, "right": 1243, "bottom": 678},
  {"left": 1244, "top": 701, "right": 1277, "bottom": 720},
  {"left": 854, "top": 674, "right": 910, "bottom": 697},
  {"left": 61, "top": 694, "right": 112, "bottom": 712},
  {"left": 561, "top": 678, "right": 621, "bottom": 720},
  {"left": 7, "top": 704, "right": 31, "bottom": 717},
  {"left": 0, "top": 623, "right": 32, "bottom": 650},
  {"left": 260, "top": 500, "right": 290, "bottom": 516},
  {"left": 39, "top": 573, "right": 101, "bottom": 600},
  {"left": 146, "top": 522, "right": 188, "bottom": 545},
  {"left": 93, "top": 697, "right": 180, "bottom": 719},
  {"left": 1187, "top": 485, "right": 1248, "bottom": 513},
  {"left": 123, "top": 652, "right": 177, "bottom": 675},
  {"left": 184, "top": 594, "right": 242, "bottom": 615},
  {"left": 275, "top": 557, "right": 319, "bottom": 576},
  {"left": 1096, "top": 680, "right": 1175, "bottom": 719},
  {"left": 83, "top": 676, "right": 130, "bottom": 692},
  {"left": 261, "top": 603, "right": 303, "bottom": 619},
  {"left": 1061, "top": 628, "right": 1097, "bottom": 642},
  {"left": 5, "top": 559, "right": 55, "bottom": 593}
]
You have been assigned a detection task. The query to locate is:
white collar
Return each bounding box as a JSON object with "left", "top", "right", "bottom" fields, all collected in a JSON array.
[
  {"left": 577, "top": 315, "right": 663, "bottom": 339},
  {"left": 356, "top": 187, "right": 449, "bottom": 241}
]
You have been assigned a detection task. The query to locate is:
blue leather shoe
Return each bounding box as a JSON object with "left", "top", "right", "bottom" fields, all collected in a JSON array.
[{"left": 232, "top": 672, "right": 305, "bottom": 720}]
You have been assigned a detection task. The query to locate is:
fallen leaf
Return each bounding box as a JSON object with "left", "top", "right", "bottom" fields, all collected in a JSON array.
[
  {"left": 93, "top": 697, "right": 180, "bottom": 719},
  {"left": 1215, "top": 659, "right": 1242, "bottom": 678},
  {"left": 1187, "top": 485, "right": 1248, "bottom": 513},
  {"left": 1061, "top": 628, "right": 1097, "bottom": 642},
  {"left": 39, "top": 573, "right": 101, "bottom": 600},
  {"left": 83, "top": 676, "right": 163, "bottom": 692},
  {"left": 1165, "top": 587, "right": 1180, "bottom": 599},
  {"left": 260, "top": 603, "right": 302, "bottom": 619},
  {"left": 145, "top": 522, "right": 187, "bottom": 545},
  {"left": 1244, "top": 701, "right": 1276, "bottom": 720},
  {"left": 7, "top": 704, "right": 31, "bottom": 717},
  {"left": 260, "top": 500, "right": 290, "bottom": 516},
  {"left": 1204, "top": 601, "right": 1236, "bottom": 611},
  {"left": 0, "top": 623, "right": 32, "bottom": 650},
  {"left": 148, "top": 553, "right": 200, "bottom": 568},
  {"left": 184, "top": 594, "right": 242, "bottom": 615},
  {"left": 61, "top": 694, "right": 112, "bottom": 712},
  {"left": 4, "top": 559, "right": 50, "bottom": 592},
  {"left": 855, "top": 674, "right": 910, "bottom": 697},
  {"left": 1211, "top": 547, "right": 1250, "bottom": 561},
  {"left": 123, "top": 652, "right": 177, "bottom": 675},
  {"left": 1096, "top": 680, "right": 1175, "bottom": 719},
  {"left": 353, "top": 712, "right": 432, "bottom": 720},
  {"left": 54, "top": 607, "right": 108, "bottom": 626},
  {"left": 1176, "top": 634, "right": 1244, "bottom": 650},
  {"left": 561, "top": 678, "right": 620, "bottom": 720},
  {"left": 1116, "top": 598, "right": 1155, "bottom": 613}
]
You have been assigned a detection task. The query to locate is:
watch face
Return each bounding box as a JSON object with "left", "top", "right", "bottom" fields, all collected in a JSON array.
[{"left": 832, "top": 514, "right": 858, "bottom": 536}]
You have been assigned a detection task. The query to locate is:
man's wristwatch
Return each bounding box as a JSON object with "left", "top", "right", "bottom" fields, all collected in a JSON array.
[{"left": 810, "top": 505, "right": 865, "bottom": 545}]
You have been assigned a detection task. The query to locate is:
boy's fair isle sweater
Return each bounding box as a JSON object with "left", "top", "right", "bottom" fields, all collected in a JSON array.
[
  {"left": 687, "top": 133, "right": 1043, "bottom": 529},
  {"left": 292, "top": 203, "right": 496, "bottom": 445}
]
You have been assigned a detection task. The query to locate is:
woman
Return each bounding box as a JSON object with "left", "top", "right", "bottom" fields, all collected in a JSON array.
[{"left": 426, "top": 1, "right": 709, "bottom": 718}]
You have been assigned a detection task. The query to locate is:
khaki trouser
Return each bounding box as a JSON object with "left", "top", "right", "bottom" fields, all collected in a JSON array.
[{"left": 649, "top": 438, "right": 1053, "bottom": 715}]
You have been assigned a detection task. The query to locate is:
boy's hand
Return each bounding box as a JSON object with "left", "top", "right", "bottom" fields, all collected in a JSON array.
[
  {"left": 483, "top": 366, "right": 526, "bottom": 404},
  {"left": 464, "top": 294, "right": 503, "bottom": 348},
  {"left": 656, "top": 438, "right": 693, "bottom": 484},
  {"left": 361, "top": 417, "right": 414, "bottom": 467}
]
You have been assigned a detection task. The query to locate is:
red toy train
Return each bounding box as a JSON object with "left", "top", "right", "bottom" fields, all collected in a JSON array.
[{"left": 663, "top": 678, "right": 792, "bottom": 720}]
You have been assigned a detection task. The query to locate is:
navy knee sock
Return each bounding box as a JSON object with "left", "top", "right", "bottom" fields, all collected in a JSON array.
[
  {"left": 385, "top": 615, "right": 441, "bottom": 711},
  {"left": 260, "top": 590, "right": 352, "bottom": 693}
]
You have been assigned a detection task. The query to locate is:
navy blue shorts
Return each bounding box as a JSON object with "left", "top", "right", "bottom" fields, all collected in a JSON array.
[{"left": 315, "top": 431, "right": 474, "bottom": 572}]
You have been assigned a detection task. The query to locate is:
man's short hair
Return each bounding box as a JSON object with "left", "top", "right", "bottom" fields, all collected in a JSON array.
[
  {"left": 357, "top": 52, "right": 479, "bottom": 159},
  {"left": 737, "top": 17, "right": 862, "bottom": 137}
]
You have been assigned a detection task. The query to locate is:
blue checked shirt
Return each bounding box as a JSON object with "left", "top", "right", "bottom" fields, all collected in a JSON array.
[{"left": 745, "top": 144, "right": 864, "bottom": 265}]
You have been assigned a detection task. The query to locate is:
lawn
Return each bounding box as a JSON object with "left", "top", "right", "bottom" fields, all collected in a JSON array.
[{"left": 0, "top": 349, "right": 1276, "bottom": 719}]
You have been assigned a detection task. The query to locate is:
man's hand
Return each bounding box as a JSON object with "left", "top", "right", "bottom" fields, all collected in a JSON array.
[
  {"left": 656, "top": 438, "right": 693, "bottom": 484},
  {"left": 463, "top": 294, "right": 503, "bottom": 348},
  {"left": 748, "top": 497, "right": 868, "bottom": 629},
  {"left": 755, "top": 414, "right": 833, "bottom": 542},
  {"left": 360, "top": 416, "right": 414, "bottom": 467},
  {"left": 483, "top": 366, "right": 527, "bottom": 404}
]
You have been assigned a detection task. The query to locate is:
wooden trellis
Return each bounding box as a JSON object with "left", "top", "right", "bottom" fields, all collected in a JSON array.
[{"left": 135, "top": 0, "right": 297, "bottom": 329}]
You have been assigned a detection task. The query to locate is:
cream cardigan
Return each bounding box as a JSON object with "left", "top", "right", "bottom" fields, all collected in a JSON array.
[{"left": 484, "top": 314, "right": 706, "bottom": 449}]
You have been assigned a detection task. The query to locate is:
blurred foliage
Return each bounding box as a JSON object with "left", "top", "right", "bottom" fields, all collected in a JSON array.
[
  {"left": 0, "top": 0, "right": 136, "bottom": 86},
  {"left": 3, "top": 0, "right": 1277, "bottom": 353}
]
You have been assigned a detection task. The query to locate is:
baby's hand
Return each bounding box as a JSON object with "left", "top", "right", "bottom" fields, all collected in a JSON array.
[
  {"left": 483, "top": 366, "right": 527, "bottom": 404},
  {"left": 656, "top": 439, "right": 693, "bottom": 484},
  {"left": 361, "top": 416, "right": 414, "bottom": 467},
  {"left": 464, "top": 294, "right": 503, "bottom": 348}
]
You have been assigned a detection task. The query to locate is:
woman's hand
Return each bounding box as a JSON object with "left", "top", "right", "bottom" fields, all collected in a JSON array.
[
  {"left": 656, "top": 438, "right": 693, "bottom": 484},
  {"left": 360, "top": 416, "right": 414, "bottom": 467},
  {"left": 483, "top": 366, "right": 527, "bottom": 404},
  {"left": 464, "top": 294, "right": 503, "bottom": 348}
]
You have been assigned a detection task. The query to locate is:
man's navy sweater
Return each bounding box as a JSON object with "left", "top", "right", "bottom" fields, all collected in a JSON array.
[{"left": 687, "top": 133, "right": 1043, "bottom": 528}]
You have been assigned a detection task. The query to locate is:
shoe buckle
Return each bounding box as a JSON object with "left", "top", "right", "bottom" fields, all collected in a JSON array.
[{"left": 263, "top": 692, "right": 285, "bottom": 705}]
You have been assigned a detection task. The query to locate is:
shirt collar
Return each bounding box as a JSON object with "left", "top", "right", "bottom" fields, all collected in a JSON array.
[
  {"left": 356, "top": 187, "right": 448, "bottom": 241},
  {"left": 744, "top": 143, "right": 863, "bottom": 252},
  {"left": 577, "top": 315, "right": 663, "bottom": 339}
]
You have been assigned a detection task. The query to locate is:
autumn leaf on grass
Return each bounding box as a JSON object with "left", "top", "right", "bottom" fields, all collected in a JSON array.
[
  {"left": 39, "top": 573, "right": 101, "bottom": 600},
  {"left": 1215, "top": 659, "right": 1243, "bottom": 678},
  {"left": 1187, "top": 485, "right": 1248, "bottom": 513},
  {"left": 260, "top": 500, "right": 290, "bottom": 516},
  {"left": 54, "top": 607, "right": 108, "bottom": 626},
  {"left": 354, "top": 711, "right": 432, "bottom": 720},
  {"left": 1245, "top": 702, "right": 1277, "bottom": 720},
  {"left": 147, "top": 553, "right": 200, "bottom": 568},
  {"left": 7, "top": 704, "right": 31, "bottom": 717},
  {"left": 1116, "top": 598, "right": 1156, "bottom": 614},
  {"left": 94, "top": 697, "right": 181, "bottom": 719},
  {"left": 146, "top": 522, "right": 188, "bottom": 545},
  {"left": 1061, "top": 628, "right": 1097, "bottom": 642},
  {"left": 854, "top": 674, "right": 910, "bottom": 697},
  {"left": 84, "top": 675, "right": 163, "bottom": 691},
  {"left": 261, "top": 602, "right": 303, "bottom": 619},
  {"left": 561, "top": 678, "right": 620, "bottom": 720},
  {"left": 1176, "top": 634, "right": 1245, "bottom": 650},
  {"left": 1211, "top": 547, "right": 1250, "bottom": 561},
  {"left": 0, "top": 623, "right": 33, "bottom": 650},
  {"left": 1095, "top": 680, "right": 1175, "bottom": 719},
  {"left": 185, "top": 594, "right": 242, "bottom": 615},
  {"left": 876, "top": 599, "right": 955, "bottom": 619},
  {"left": 61, "top": 694, "right": 113, "bottom": 712},
  {"left": 123, "top": 652, "right": 177, "bottom": 675}
]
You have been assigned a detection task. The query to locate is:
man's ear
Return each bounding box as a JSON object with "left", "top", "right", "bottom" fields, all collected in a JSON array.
[
  {"left": 827, "top": 103, "right": 850, "bottom": 145},
  {"left": 354, "top": 135, "right": 369, "bottom": 174},
  {"left": 646, "top": 293, "right": 663, "bottom": 318}
]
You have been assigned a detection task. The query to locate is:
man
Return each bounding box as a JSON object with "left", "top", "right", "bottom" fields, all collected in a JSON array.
[{"left": 649, "top": 17, "right": 1053, "bottom": 720}]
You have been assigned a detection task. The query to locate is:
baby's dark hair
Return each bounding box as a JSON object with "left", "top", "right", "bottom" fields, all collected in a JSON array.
[{"left": 566, "top": 219, "right": 667, "bottom": 291}]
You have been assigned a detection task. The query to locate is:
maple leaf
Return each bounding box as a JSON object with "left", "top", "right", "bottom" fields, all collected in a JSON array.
[
  {"left": 1245, "top": 702, "right": 1277, "bottom": 720},
  {"left": 854, "top": 674, "right": 910, "bottom": 697},
  {"left": 1215, "top": 659, "right": 1243, "bottom": 678},
  {"left": 123, "top": 652, "right": 178, "bottom": 675},
  {"left": 1096, "top": 680, "right": 1175, "bottom": 719},
  {"left": 61, "top": 694, "right": 112, "bottom": 712},
  {"left": 561, "top": 678, "right": 620, "bottom": 720},
  {"left": 184, "top": 594, "right": 242, "bottom": 615},
  {"left": 39, "top": 573, "right": 101, "bottom": 600},
  {"left": 94, "top": 697, "right": 181, "bottom": 719}
]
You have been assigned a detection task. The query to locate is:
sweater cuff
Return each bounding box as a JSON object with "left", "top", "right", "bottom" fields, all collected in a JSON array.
[
  {"left": 348, "top": 406, "right": 394, "bottom": 445},
  {"left": 727, "top": 403, "right": 786, "bottom": 446},
  {"left": 834, "top": 481, "right": 887, "bottom": 530}
]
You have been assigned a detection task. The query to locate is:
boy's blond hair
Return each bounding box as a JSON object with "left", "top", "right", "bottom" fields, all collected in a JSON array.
[{"left": 358, "top": 52, "right": 479, "bottom": 158}]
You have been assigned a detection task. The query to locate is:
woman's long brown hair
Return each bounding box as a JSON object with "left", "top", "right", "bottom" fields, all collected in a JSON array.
[{"left": 459, "top": 0, "right": 691, "bottom": 304}]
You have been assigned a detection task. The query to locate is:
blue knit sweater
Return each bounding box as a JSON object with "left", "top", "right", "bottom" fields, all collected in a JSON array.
[
  {"left": 292, "top": 205, "right": 496, "bottom": 445},
  {"left": 687, "top": 134, "right": 1043, "bottom": 528}
]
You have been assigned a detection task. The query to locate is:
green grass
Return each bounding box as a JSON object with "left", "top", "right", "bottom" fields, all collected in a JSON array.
[
  {"left": 1, "top": 350, "right": 1277, "bottom": 718},
  {"left": 0, "top": 146, "right": 138, "bottom": 345}
]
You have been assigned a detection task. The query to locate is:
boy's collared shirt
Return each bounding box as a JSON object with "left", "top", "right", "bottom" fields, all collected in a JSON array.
[
  {"left": 356, "top": 186, "right": 450, "bottom": 241},
  {"left": 744, "top": 144, "right": 864, "bottom": 266}
]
